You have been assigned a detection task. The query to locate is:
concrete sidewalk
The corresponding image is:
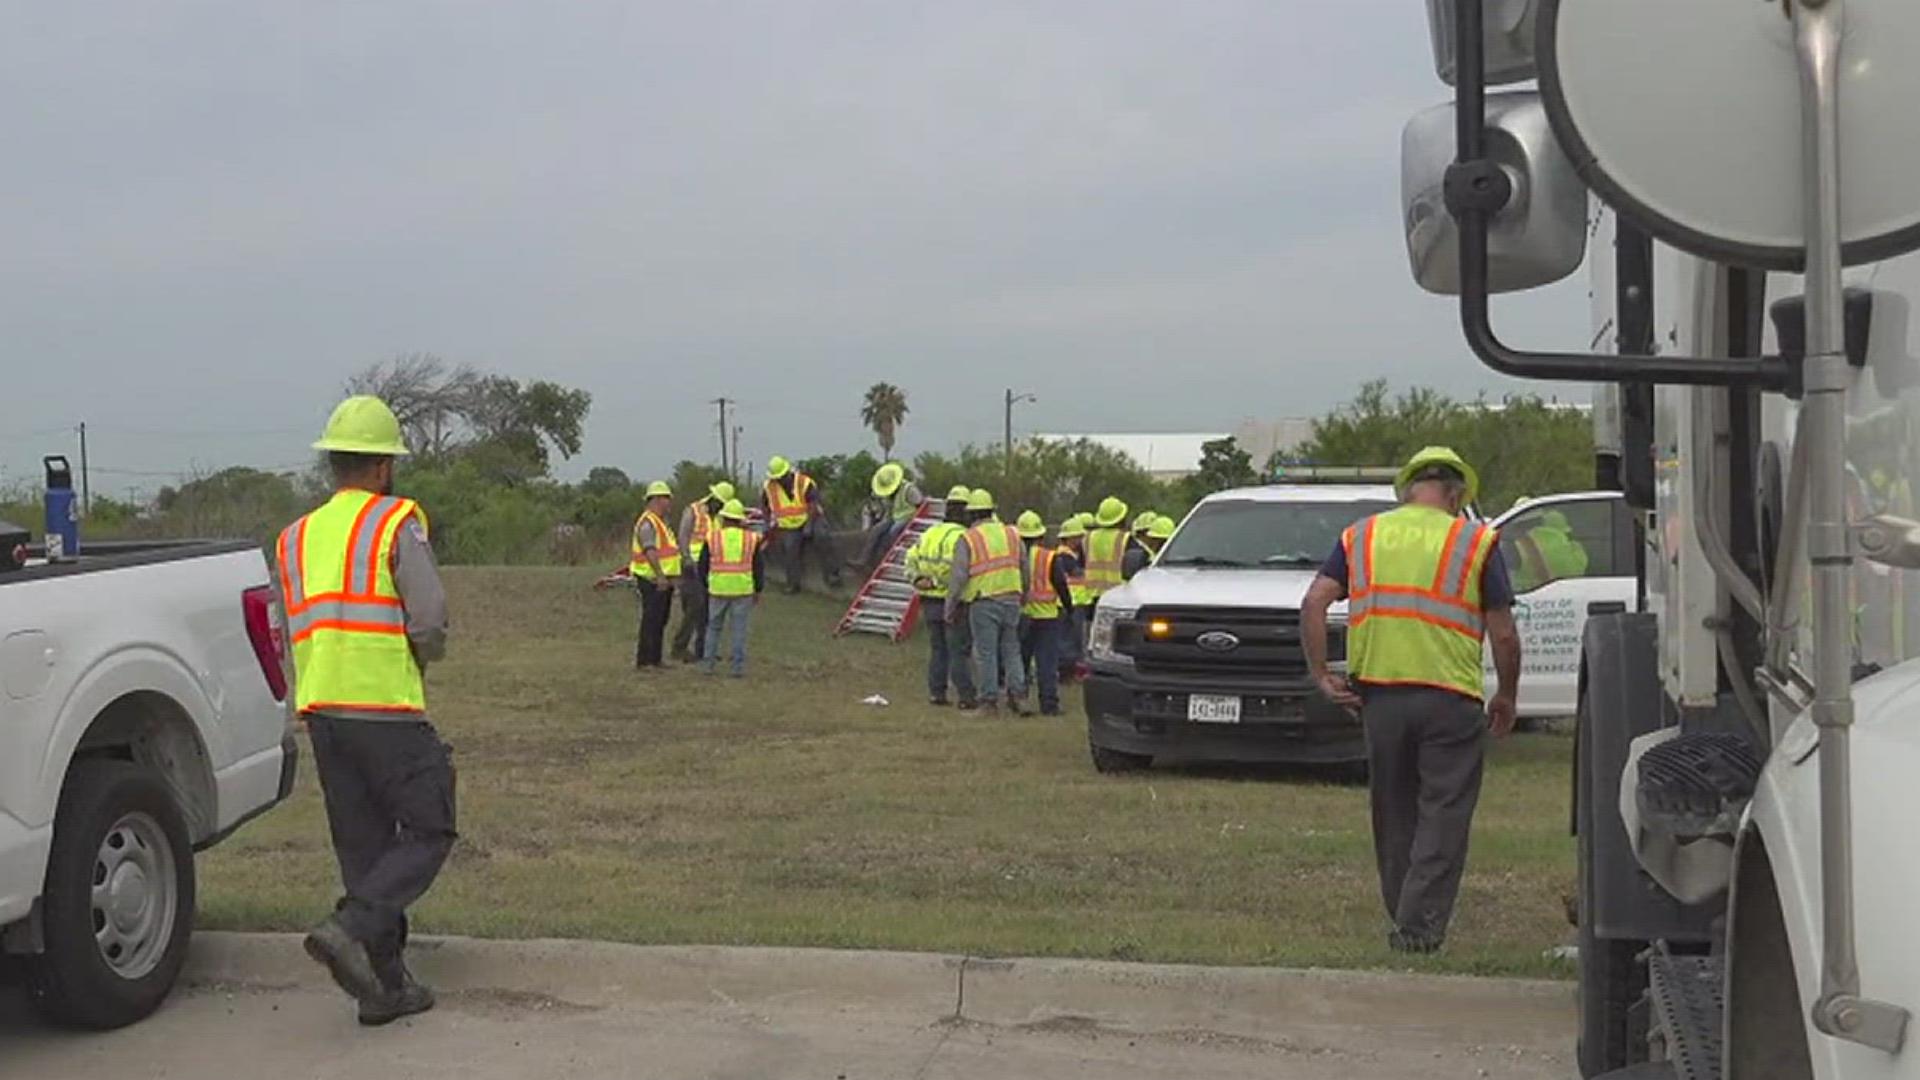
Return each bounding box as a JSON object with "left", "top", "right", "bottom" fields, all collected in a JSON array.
[{"left": 3, "top": 934, "right": 1574, "bottom": 1078}]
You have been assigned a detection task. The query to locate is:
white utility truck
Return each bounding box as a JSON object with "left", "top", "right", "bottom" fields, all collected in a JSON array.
[
  {"left": 0, "top": 538, "right": 296, "bottom": 1029},
  {"left": 1402, "top": 1, "right": 1920, "bottom": 1077}
]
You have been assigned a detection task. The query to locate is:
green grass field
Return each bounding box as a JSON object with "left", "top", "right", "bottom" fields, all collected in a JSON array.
[{"left": 198, "top": 566, "right": 1578, "bottom": 977}]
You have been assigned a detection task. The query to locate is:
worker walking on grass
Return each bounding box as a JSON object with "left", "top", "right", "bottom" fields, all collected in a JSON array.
[
  {"left": 762, "top": 455, "right": 841, "bottom": 594},
  {"left": 1016, "top": 511, "right": 1074, "bottom": 716},
  {"left": 671, "top": 480, "right": 735, "bottom": 664},
  {"left": 911, "top": 485, "right": 977, "bottom": 708},
  {"left": 631, "top": 481, "right": 680, "bottom": 669},
  {"left": 1084, "top": 497, "right": 1132, "bottom": 598},
  {"left": 699, "top": 499, "right": 765, "bottom": 677},
  {"left": 861, "top": 462, "right": 924, "bottom": 571},
  {"left": 1300, "top": 446, "right": 1521, "bottom": 954},
  {"left": 280, "top": 395, "right": 453, "bottom": 1026},
  {"left": 1054, "top": 516, "right": 1092, "bottom": 676},
  {"left": 946, "top": 489, "right": 1029, "bottom": 715}
]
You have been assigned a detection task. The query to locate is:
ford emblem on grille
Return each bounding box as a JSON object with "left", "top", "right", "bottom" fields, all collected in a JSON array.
[{"left": 1195, "top": 630, "right": 1240, "bottom": 653}]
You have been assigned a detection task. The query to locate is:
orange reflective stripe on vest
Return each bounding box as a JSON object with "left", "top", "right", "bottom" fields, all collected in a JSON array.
[
  {"left": 964, "top": 522, "right": 1023, "bottom": 599},
  {"left": 280, "top": 489, "right": 426, "bottom": 714},
  {"left": 1342, "top": 504, "right": 1497, "bottom": 698},
  {"left": 766, "top": 473, "right": 814, "bottom": 530},
  {"left": 631, "top": 509, "right": 682, "bottom": 579},
  {"left": 1023, "top": 545, "right": 1062, "bottom": 619}
]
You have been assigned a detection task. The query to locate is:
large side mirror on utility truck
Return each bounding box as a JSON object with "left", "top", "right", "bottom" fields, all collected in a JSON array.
[{"left": 1400, "top": 91, "right": 1587, "bottom": 296}]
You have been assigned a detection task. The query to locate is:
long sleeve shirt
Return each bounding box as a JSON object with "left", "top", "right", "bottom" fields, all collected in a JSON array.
[{"left": 1046, "top": 546, "right": 1078, "bottom": 617}]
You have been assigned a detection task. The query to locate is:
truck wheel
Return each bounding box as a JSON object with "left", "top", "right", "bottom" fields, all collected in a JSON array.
[
  {"left": 27, "top": 760, "right": 196, "bottom": 1030},
  {"left": 1089, "top": 742, "right": 1151, "bottom": 774},
  {"left": 1575, "top": 677, "right": 1646, "bottom": 1078}
]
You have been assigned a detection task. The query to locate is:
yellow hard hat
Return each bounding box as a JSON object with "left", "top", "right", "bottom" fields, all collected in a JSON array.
[
  {"left": 709, "top": 480, "right": 736, "bottom": 503},
  {"left": 965, "top": 488, "right": 996, "bottom": 511},
  {"left": 1096, "top": 497, "right": 1129, "bottom": 527},
  {"left": 1396, "top": 446, "right": 1480, "bottom": 504},
  {"left": 645, "top": 480, "right": 673, "bottom": 498},
  {"left": 946, "top": 484, "right": 972, "bottom": 503},
  {"left": 1147, "top": 515, "right": 1176, "bottom": 540},
  {"left": 312, "top": 395, "right": 410, "bottom": 456},
  {"left": 1058, "top": 518, "right": 1088, "bottom": 539},
  {"left": 767, "top": 455, "right": 792, "bottom": 479},
  {"left": 1075, "top": 512, "right": 1096, "bottom": 528},
  {"left": 1015, "top": 510, "right": 1046, "bottom": 538},
  {"left": 719, "top": 498, "right": 748, "bottom": 522},
  {"left": 872, "top": 462, "right": 905, "bottom": 497},
  {"left": 1132, "top": 510, "right": 1157, "bottom": 532}
]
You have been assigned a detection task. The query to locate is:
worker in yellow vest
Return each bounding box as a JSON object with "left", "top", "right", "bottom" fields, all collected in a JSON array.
[
  {"left": 1016, "top": 511, "right": 1075, "bottom": 716},
  {"left": 671, "top": 480, "right": 735, "bottom": 663},
  {"left": 1055, "top": 516, "right": 1092, "bottom": 676},
  {"left": 761, "top": 455, "right": 841, "bottom": 594},
  {"left": 1125, "top": 514, "right": 1176, "bottom": 577},
  {"left": 631, "top": 481, "right": 680, "bottom": 669},
  {"left": 910, "top": 485, "right": 977, "bottom": 708},
  {"left": 945, "top": 490, "right": 1030, "bottom": 715},
  {"left": 1084, "top": 497, "right": 1132, "bottom": 597},
  {"left": 861, "top": 461, "right": 925, "bottom": 572},
  {"left": 698, "top": 499, "right": 765, "bottom": 677},
  {"left": 279, "top": 395, "right": 450, "bottom": 1025},
  {"left": 1130, "top": 510, "right": 1157, "bottom": 547},
  {"left": 1301, "top": 446, "right": 1522, "bottom": 954}
]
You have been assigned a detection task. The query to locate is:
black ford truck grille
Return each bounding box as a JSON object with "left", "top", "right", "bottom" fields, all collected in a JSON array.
[{"left": 1115, "top": 606, "right": 1342, "bottom": 681}]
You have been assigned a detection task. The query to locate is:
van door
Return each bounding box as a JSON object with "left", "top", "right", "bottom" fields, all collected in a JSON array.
[{"left": 1485, "top": 494, "right": 1638, "bottom": 717}]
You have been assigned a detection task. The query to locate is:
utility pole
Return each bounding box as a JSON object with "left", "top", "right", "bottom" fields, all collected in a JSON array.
[
  {"left": 731, "top": 424, "right": 744, "bottom": 484},
  {"left": 1004, "top": 389, "right": 1037, "bottom": 466},
  {"left": 76, "top": 421, "right": 90, "bottom": 516},
  {"left": 712, "top": 397, "right": 733, "bottom": 475}
]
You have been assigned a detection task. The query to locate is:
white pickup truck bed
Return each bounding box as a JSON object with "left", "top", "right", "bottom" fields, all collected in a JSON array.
[{"left": 1, "top": 539, "right": 295, "bottom": 1029}]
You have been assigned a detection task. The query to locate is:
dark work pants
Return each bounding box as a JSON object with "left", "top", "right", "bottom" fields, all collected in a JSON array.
[
  {"left": 1360, "top": 686, "right": 1487, "bottom": 942},
  {"left": 775, "top": 522, "right": 841, "bottom": 592},
  {"left": 927, "top": 602, "right": 976, "bottom": 704},
  {"left": 1020, "top": 616, "right": 1062, "bottom": 712},
  {"left": 671, "top": 574, "right": 709, "bottom": 660},
  {"left": 636, "top": 579, "right": 672, "bottom": 667},
  {"left": 307, "top": 716, "right": 457, "bottom": 983}
]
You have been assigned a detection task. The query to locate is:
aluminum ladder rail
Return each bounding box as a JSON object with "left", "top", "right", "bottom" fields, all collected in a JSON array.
[{"left": 835, "top": 501, "right": 939, "bottom": 640}]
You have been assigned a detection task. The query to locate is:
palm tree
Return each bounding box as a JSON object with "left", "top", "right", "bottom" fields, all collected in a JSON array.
[{"left": 860, "top": 382, "right": 910, "bottom": 458}]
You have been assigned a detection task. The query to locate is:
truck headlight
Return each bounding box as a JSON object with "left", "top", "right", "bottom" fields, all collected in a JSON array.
[{"left": 1089, "top": 605, "right": 1135, "bottom": 664}]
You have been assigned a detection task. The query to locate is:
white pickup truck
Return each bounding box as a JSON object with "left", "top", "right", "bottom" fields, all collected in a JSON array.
[{"left": 1, "top": 538, "right": 296, "bottom": 1029}]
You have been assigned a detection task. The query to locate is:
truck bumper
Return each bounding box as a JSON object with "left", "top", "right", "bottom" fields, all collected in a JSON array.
[{"left": 1084, "top": 664, "right": 1366, "bottom": 766}]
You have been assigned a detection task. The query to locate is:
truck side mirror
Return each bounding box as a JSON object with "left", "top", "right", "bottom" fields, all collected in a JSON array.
[
  {"left": 1768, "top": 288, "right": 1875, "bottom": 400},
  {"left": 1401, "top": 91, "right": 1588, "bottom": 296}
]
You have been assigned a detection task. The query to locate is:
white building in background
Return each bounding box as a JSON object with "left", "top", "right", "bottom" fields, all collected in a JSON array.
[{"left": 1036, "top": 418, "right": 1315, "bottom": 480}]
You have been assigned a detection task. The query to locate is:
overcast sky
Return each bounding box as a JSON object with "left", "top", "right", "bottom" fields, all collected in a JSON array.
[{"left": 0, "top": 1, "right": 1587, "bottom": 495}]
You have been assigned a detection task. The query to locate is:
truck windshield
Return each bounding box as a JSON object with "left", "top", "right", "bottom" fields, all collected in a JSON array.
[{"left": 1157, "top": 499, "right": 1393, "bottom": 569}]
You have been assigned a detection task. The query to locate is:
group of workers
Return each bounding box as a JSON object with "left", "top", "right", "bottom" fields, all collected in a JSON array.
[
  {"left": 905, "top": 486, "right": 1174, "bottom": 715},
  {"left": 273, "top": 395, "right": 1529, "bottom": 1033}
]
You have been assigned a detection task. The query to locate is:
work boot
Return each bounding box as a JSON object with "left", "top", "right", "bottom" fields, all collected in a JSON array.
[
  {"left": 1040, "top": 705, "right": 1063, "bottom": 717},
  {"left": 359, "top": 973, "right": 436, "bottom": 1027},
  {"left": 1388, "top": 929, "right": 1443, "bottom": 954},
  {"left": 929, "top": 696, "right": 950, "bottom": 707},
  {"left": 956, "top": 699, "right": 979, "bottom": 712},
  {"left": 1008, "top": 698, "right": 1030, "bottom": 717},
  {"left": 303, "top": 916, "right": 382, "bottom": 1003},
  {"left": 978, "top": 699, "right": 1001, "bottom": 717}
]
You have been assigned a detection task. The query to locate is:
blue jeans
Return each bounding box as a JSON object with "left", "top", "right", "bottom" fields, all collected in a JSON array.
[
  {"left": 703, "top": 596, "right": 754, "bottom": 675},
  {"left": 969, "top": 597, "right": 1025, "bottom": 703},
  {"left": 1020, "top": 616, "right": 1062, "bottom": 712},
  {"left": 927, "top": 601, "right": 976, "bottom": 704}
]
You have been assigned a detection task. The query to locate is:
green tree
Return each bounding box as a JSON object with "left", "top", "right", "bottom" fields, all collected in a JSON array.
[
  {"left": 1179, "top": 437, "right": 1259, "bottom": 505},
  {"left": 1294, "top": 380, "right": 1593, "bottom": 511},
  {"left": 860, "top": 382, "right": 909, "bottom": 458}
]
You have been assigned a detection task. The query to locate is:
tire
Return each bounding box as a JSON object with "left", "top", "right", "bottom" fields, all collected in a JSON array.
[
  {"left": 27, "top": 760, "right": 196, "bottom": 1030},
  {"left": 1575, "top": 680, "right": 1646, "bottom": 1078},
  {"left": 1089, "top": 742, "right": 1151, "bottom": 774}
]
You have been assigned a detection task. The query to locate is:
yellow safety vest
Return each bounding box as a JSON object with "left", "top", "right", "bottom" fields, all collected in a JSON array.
[
  {"left": 1343, "top": 504, "right": 1498, "bottom": 700},
  {"left": 707, "top": 525, "right": 759, "bottom": 598},
  {"left": 631, "top": 509, "right": 682, "bottom": 579},
  {"left": 1060, "top": 544, "right": 1092, "bottom": 607},
  {"left": 963, "top": 521, "right": 1023, "bottom": 601},
  {"left": 1023, "top": 544, "right": 1061, "bottom": 619},
  {"left": 686, "top": 502, "right": 713, "bottom": 559},
  {"left": 910, "top": 521, "right": 966, "bottom": 599},
  {"left": 765, "top": 473, "right": 815, "bottom": 530},
  {"left": 1085, "top": 527, "right": 1129, "bottom": 593},
  {"left": 278, "top": 489, "right": 428, "bottom": 716}
]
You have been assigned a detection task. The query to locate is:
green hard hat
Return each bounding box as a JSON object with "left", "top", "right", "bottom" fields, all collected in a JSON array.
[
  {"left": 1015, "top": 510, "right": 1046, "bottom": 538},
  {"left": 872, "top": 462, "right": 905, "bottom": 497},
  {"left": 1147, "top": 515, "right": 1176, "bottom": 540},
  {"left": 1096, "top": 497, "right": 1129, "bottom": 527},
  {"left": 1132, "top": 510, "right": 1157, "bottom": 532},
  {"left": 1058, "top": 518, "right": 1088, "bottom": 539},
  {"left": 709, "top": 480, "right": 736, "bottom": 503},
  {"left": 1396, "top": 446, "right": 1479, "bottom": 504},
  {"left": 965, "top": 488, "right": 996, "bottom": 511},
  {"left": 645, "top": 480, "right": 673, "bottom": 498},
  {"left": 719, "top": 498, "right": 748, "bottom": 522},
  {"left": 767, "top": 455, "right": 792, "bottom": 479},
  {"left": 312, "top": 395, "right": 410, "bottom": 456},
  {"left": 946, "top": 484, "right": 972, "bottom": 503}
]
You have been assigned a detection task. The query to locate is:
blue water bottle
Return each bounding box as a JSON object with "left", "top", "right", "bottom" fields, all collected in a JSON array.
[{"left": 44, "top": 456, "right": 79, "bottom": 560}]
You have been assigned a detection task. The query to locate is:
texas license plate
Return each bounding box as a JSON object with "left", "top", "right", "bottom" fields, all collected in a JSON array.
[{"left": 1187, "top": 695, "right": 1242, "bottom": 723}]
